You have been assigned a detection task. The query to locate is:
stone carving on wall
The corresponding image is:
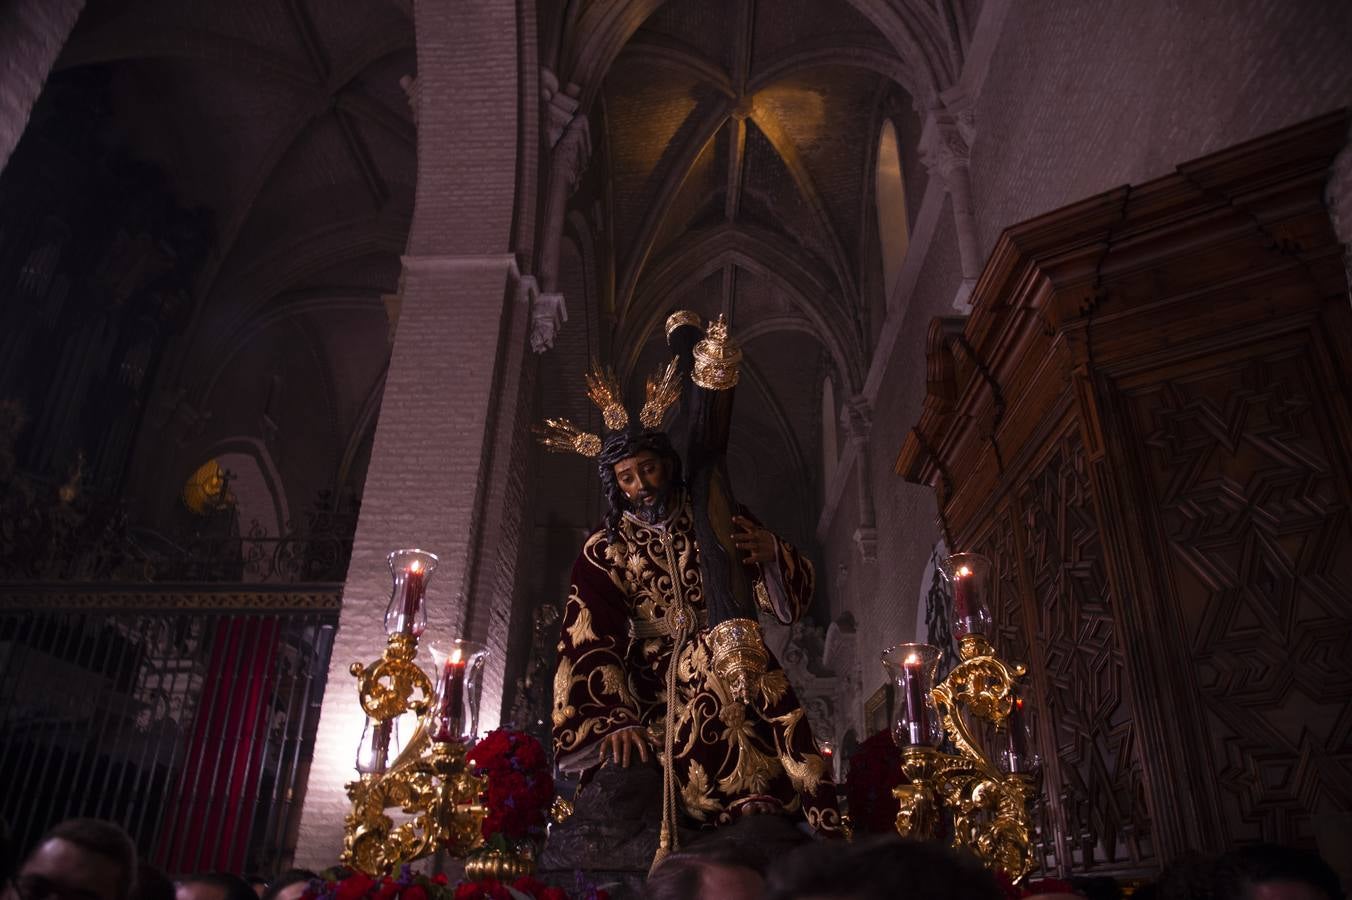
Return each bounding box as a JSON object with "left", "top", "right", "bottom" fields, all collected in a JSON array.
[
  {"left": 540, "top": 68, "right": 582, "bottom": 150},
  {"left": 530, "top": 291, "right": 567, "bottom": 354},
  {"left": 533, "top": 70, "right": 592, "bottom": 354},
  {"left": 919, "top": 109, "right": 981, "bottom": 312},
  {"left": 762, "top": 619, "right": 837, "bottom": 748},
  {"left": 506, "top": 592, "right": 563, "bottom": 749}
]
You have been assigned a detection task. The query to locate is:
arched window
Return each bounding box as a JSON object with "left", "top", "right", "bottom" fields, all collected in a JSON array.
[
  {"left": 875, "top": 120, "right": 911, "bottom": 302},
  {"left": 821, "top": 374, "right": 838, "bottom": 483}
]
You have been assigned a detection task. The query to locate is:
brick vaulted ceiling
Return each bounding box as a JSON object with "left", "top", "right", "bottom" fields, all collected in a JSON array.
[
  {"left": 55, "top": 0, "right": 417, "bottom": 527},
  {"left": 568, "top": 0, "right": 966, "bottom": 540}
]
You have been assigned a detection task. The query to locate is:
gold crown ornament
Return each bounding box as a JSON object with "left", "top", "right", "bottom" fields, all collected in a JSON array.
[
  {"left": 533, "top": 356, "right": 685, "bottom": 459},
  {"left": 692, "top": 314, "right": 742, "bottom": 390}
]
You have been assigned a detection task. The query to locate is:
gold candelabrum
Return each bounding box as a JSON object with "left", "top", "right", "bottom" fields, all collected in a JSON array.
[
  {"left": 341, "top": 549, "right": 490, "bottom": 876},
  {"left": 887, "top": 552, "right": 1040, "bottom": 882}
]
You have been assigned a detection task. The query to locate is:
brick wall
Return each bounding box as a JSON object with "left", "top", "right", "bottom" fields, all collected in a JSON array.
[{"left": 293, "top": 0, "right": 532, "bottom": 866}]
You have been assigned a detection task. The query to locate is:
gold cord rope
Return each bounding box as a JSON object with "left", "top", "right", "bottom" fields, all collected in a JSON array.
[{"left": 650, "top": 530, "right": 689, "bottom": 874}]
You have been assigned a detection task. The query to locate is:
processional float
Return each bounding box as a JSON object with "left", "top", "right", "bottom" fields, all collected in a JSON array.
[{"left": 333, "top": 310, "right": 1039, "bottom": 884}]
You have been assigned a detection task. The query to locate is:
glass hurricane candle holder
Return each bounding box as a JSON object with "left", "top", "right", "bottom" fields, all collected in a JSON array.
[
  {"left": 383, "top": 548, "right": 438, "bottom": 637},
  {"left": 882, "top": 643, "right": 943, "bottom": 748},
  {"left": 996, "top": 692, "right": 1041, "bottom": 776},
  {"left": 356, "top": 714, "right": 404, "bottom": 775},
  {"left": 427, "top": 639, "right": 489, "bottom": 743},
  {"left": 941, "top": 552, "right": 993, "bottom": 640}
]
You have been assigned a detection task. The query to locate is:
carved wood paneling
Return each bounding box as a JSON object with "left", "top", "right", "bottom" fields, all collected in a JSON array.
[
  {"left": 1019, "top": 428, "right": 1154, "bottom": 871},
  {"left": 971, "top": 504, "right": 1061, "bottom": 874},
  {"left": 897, "top": 113, "right": 1352, "bottom": 869},
  {"left": 1123, "top": 347, "right": 1352, "bottom": 845}
]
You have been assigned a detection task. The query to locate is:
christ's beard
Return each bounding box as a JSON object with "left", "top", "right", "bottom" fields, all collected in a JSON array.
[{"left": 633, "top": 489, "right": 671, "bottom": 524}]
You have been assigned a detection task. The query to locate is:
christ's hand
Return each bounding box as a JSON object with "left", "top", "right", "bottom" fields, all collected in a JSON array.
[
  {"left": 600, "top": 727, "right": 651, "bottom": 767},
  {"left": 732, "top": 516, "right": 776, "bottom": 565}
]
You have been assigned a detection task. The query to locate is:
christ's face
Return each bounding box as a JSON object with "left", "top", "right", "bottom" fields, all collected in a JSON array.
[{"left": 613, "top": 451, "right": 671, "bottom": 512}]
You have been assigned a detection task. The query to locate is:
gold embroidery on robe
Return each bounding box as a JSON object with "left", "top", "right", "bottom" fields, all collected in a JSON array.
[{"left": 550, "top": 496, "right": 840, "bottom": 835}]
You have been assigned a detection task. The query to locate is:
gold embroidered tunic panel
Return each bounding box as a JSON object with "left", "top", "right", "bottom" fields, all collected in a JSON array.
[{"left": 551, "top": 497, "right": 841, "bottom": 835}]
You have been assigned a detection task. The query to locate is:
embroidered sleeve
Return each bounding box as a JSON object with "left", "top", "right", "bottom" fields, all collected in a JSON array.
[
  {"left": 742, "top": 509, "right": 815, "bottom": 624},
  {"left": 551, "top": 537, "right": 642, "bottom": 770}
]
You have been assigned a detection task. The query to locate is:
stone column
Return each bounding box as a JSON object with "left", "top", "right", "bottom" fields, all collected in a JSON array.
[
  {"left": 841, "top": 395, "right": 877, "bottom": 562},
  {"left": 920, "top": 110, "right": 982, "bottom": 313},
  {"left": 531, "top": 69, "right": 592, "bottom": 354},
  {"left": 0, "top": 0, "right": 83, "bottom": 174},
  {"left": 295, "top": 0, "right": 537, "bottom": 867}
]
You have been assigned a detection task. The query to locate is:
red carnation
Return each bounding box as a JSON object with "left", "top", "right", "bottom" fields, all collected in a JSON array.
[
  {"left": 454, "top": 881, "right": 511, "bottom": 900},
  {"left": 335, "top": 874, "right": 375, "bottom": 900}
]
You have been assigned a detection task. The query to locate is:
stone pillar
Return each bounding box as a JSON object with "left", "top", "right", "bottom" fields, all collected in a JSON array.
[
  {"left": 841, "top": 395, "right": 877, "bottom": 562},
  {"left": 920, "top": 110, "right": 982, "bottom": 313},
  {"left": 0, "top": 0, "right": 84, "bottom": 174},
  {"left": 532, "top": 69, "right": 592, "bottom": 354},
  {"left": 295, "top": 0, "right": 536, "bottom": 867}
]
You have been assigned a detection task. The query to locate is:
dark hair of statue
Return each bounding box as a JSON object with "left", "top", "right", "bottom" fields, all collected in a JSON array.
[{"left": 597, "top": 429, "right": 683, "bottom": 541}]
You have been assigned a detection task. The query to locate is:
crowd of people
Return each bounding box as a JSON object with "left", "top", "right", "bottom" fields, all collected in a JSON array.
[
  {"left": 2, "top": 816, "right": 1345, "bottom": 900},
  {"left": 2, "top": 819, "right": 314, "bottom": 900},
  {"left": 642, "top": 828, "right": 1347, "bottom": 900}
]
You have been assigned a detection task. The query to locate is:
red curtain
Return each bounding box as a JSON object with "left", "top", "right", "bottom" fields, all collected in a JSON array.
[{"left": 156, "top": 615, "right": 280, "bottom": 874}]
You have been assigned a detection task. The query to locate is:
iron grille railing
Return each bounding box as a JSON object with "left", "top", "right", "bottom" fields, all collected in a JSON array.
[{"left": 0, "top": 584, "right": 341, "bottom": 876}]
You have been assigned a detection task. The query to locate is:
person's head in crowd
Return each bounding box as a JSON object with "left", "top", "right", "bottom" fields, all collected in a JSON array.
[
  {"left": 175, "top": 874, "right": 256, "bottom": 900},
  {"left": 645, "top": 842, "right": 767, "bottom": 900},
  {"left": 1153, "top": 845, "right": 1344, "bottom": 900},
  {"left": 1214, "top": 844, "right": 1344, "bottom": 900},
  {"left": 259, "top": 870, "right": 317, "bottom": 900},
  {"left": 764, "top": 836, "right": 1003, "bottom": 900},
  {"left": 4, "top": 819, "right": 138, "bottom": 900},
  {"left": 1023, "top": 877, "right": 1085, "bottom": 900},
  {"left": 1070, "top": 876, "right": 1121, "bottom": 900},
  {"left": 132, "top": 863, "right": 174, "bottom": 900}
]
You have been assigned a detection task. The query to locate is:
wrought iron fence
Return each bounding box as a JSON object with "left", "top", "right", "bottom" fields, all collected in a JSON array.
[{"left": 0, "top": 584, "right": 341, "bottom": 876}]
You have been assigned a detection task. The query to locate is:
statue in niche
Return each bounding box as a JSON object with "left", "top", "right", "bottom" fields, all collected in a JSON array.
[{"left": 535, "top": 313, "right": 841, "bottom": 884}]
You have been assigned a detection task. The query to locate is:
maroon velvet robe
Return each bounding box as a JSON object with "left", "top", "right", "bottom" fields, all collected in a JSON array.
[{"left": 551, "top": 493, "right": 842, "bottom": 835}]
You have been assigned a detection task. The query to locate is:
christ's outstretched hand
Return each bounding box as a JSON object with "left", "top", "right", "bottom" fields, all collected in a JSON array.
[{"left": 732, "top": 516, "right": 776, "bottom": 565}]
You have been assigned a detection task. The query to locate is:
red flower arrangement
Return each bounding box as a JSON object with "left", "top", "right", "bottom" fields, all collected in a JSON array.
[
  {"left": 843, "top": 729, "right": 905, "bottom": 835},
  {"left": 305, "top": 866, "right": 448, "bottom": 900},
  {"left": 305, "top": 868, "right": 606, "bottom": 900},
  {"left": 466, "top": 728, "right": 555, "bottom": 845},
  {"left": 454, "top": 876, "right": 608, "bottom": 900}
]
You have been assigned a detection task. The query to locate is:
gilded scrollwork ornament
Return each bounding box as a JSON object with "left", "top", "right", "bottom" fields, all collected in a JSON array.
[
  {"left": 341, "top": 630, "right": 487, "bottom": 875},
  {"left": 888, "top": 562, "right": 1038, "bottom": 883},
  {"left": 343, "top": 738, "right": 487, "bottom": 875}
]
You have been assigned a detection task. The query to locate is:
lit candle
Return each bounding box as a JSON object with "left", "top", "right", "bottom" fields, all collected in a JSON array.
[
  {"left": 434, "top": 646, "right": 466, "bottom": 741},
  {"left": 903, "top": 653, "right": 928, "bottom": 745},
  {"left": 371, "top": 720, "right": 392, "bottom": 773},
  {"left": 951, "top": 564, "right": 973, "bottom": 623},
  {"left": 1007, "top": 696, "right": 1028, "bottom": 772},
  {"left": 401, "top": 559, "right": 425, "bottom": 635}
]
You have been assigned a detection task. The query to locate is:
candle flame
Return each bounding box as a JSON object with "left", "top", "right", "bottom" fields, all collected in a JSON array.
[
  {"left": 409, "top": 559, "right": 423, "bottom": 573},
  {"left": 449, "top": 647, "right": 462, "bottom": 665},
  {"left": 904, "top": 653, "right": 920, "bottom": 665},
  {"left": 956, "top": 565, "right": 972, "bottom": 578}
]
